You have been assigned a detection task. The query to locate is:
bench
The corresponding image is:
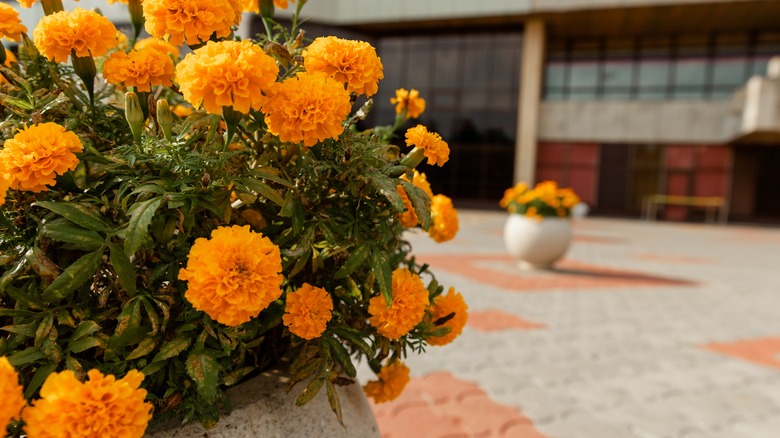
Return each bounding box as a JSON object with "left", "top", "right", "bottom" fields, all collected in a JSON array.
[{"left": 642, "top": 194, "right": 729, "bottom": 223}]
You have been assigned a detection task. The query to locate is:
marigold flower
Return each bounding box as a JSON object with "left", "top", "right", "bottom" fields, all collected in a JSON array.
[
  {"left": 0, "top": 4, "right": 27, "bottom": 42},
  {"left": 172, "top": 104, "right": 193, "bottom": 118},
  {"left": 176, "top": 40, "right": 278, "bottom": 115},
  {"left": 391, "top": 88, "right": 426, "bottom": 119},
  {"left": 368, "top": 268, "right": 429, "bottom": 339},
  {"left": 283, "top": 283, "right": 333, "bottom": 340},
  {"left": 103, "top": 47, "right": 174, "bottom": 92},
  {"left": 134, "top": 37, "right": 180, "bottom": 59},
  {"left": 33, "top": 8, "right": 118, "bottom": 63},
  {"left": 263, "top": 72, "right": 352, "bottom": 147},
  {"left": 241, "top": 0, "right": 292, "bottom": 11},
  {"left": 363, "top": 361, "right": 410, "bottom": 404},
  {"left": 396, "top": 170, "right": 433, "bottom": 228},
  {"left": 178, "top": 225, "right": 283, "bottom": 326},
  {"left": 428, "top": 194, "right": 459, "bottom": 243},
  {"left": 23, "top": 369, "right": 152, "bottom": 438},
  {"left": 499, "top": 182, "right": 529, "bottom": 209},
  {"left": 0, "top": 357, "right": 25, "bottom": 433},
  {"left": 0, "top": 178, "right": 8, "bottom": 206},
  {"left": 405, "top": 125, "right": 449, "bottom": 167},
  {"left": 426, "top": 288, "right": 468, "bottom": 346},
  {"left": 0, "top": 123, "right": 83, "bottom": 192},
  {"left": 16, "top": 0, "right": 37, "bottom": 7},
  {"left": 303, "top": 36, "right": 384, "bottom": 97},
  {"left": 142, "top": 0, "right": 242, "bottom": 46}
]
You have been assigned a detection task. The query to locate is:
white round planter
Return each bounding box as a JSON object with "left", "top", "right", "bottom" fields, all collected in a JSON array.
[
  {"left": 147, "top": 370, "right": 380, "bottom": 438},
  {"left": 503, "top": 214, "right": 572, "bottom": 269}
]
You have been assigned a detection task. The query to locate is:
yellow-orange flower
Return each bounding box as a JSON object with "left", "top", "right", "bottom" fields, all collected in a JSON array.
[
  {"left": 0, "top": 123, "right": 83, "bottom": 192},
  {"left": 263, "top": 72, "right": 352, "bottom": 147},
  {"left": 142, "top": 0, "right": 242, "bottom": 46},
  {"left": 103, "top": 47, "right": 174, "bottom": 92},
  {"left": 134, "top": 37, "right": 180, "bottom": 59},
  {"left": 178, "top": 225, "right": 283, "bottom": 326},
  {"left": 176, "top": 40, "right": 278, "bottom": 115},
  {"left": 405, "top": 125, "right": 449, "bottom": 167},
  {"left": 172, "top": 104, "right": 193, "bottom": 118},
  {"left": 428, "top": 194, "right": 459, "bottom": 243},
  {"left": 106, "top": 0, "right": 145, "bottom": 3},
  {"left": 391, "top": 88, "right": 426, "bottom": 119},
  {"left": 368, "top": 268, "right": 429, "bottom": 339},
  {"left": 0, "top": 4, "right": 27, "bottom": 42},
  {"left": 16, "top": 0, "right": 37, "bottom": 7},
  {"left": 363, "top": 361, "right": 410, "bottom": 404},
  {"left": 283, "top": 283, "right": 333, "bottom": 340},
  {"left": 23, "top": 369, "right": 151, "bottom": 438},
  {"left": 241, "top": 0, "right": 293, "bottom": 11},
  {"left": 0, "top": 357, "right": 25, "bottom": 433},
  {"left": 33, "top": 8, "right": 118, "bottom": 63},
  {"left": 303, "top": 36, "right": 384, "bottom": 96},
  {"left": 426, "top": 288, "right": 468, "bottom": 346},
  {"left": 0, "top": 178, "right": 8, "bottom": 206},
  {"left": 396, "top": 170, "right": 433, "bottom": 228}
]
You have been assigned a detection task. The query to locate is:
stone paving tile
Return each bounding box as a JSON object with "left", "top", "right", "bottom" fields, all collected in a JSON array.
[
  {"left": 362, "top": 212, "right": 780, "bottom": 437},
  {"left": 468, "top": 309, "right": 545, "bottom": 332}
]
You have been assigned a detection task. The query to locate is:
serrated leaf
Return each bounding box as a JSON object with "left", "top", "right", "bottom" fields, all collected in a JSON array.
[
  {"left": 7, "top": 347, "right": 44, "bottom": 366},
  {"left": 370, "top": 250, "right": 393, "bottom": 306},
  {"left": 41, "top": 221, "right": 104, "bottom": 250},
  {"left": 238, "top": 178, "right": 284, "bottom": 206},
  {"left": 140, "top": 360, "right": 167, "bottom": 376},
  {"left": 186, "top": 351, "right": 220, "bottom": 403},
  {"left": 333, "top": 245, "right": 371, "bottom": 279},
  {"left": 42, "top": 249, "right": 103, "bottom": 303},
  {"left": 368, "top": 172, "right": 404, "bottom": 213},
  {"left": 1, "top": 322, "right": 38, "bottom": 337},
  {"left": 126, "top": 336, "right": 159, "bottom": 360},
  {"left": 124, "top": 197, "right": 162, "bottom": 257},
  {"left": 109, "top": 243, "right": 136, "bottom": 296},
  {"left": 34, "top": 201, "right": 111, "bottom": 232},
  {"left": 152, "top": 335, "right": 192, "bottom": 362},
  {"left": 400, "top": 180, "right": 432, "bottom": 231},
  {"left": 67, "top": 336, "right": 103, "bottom": 353}
]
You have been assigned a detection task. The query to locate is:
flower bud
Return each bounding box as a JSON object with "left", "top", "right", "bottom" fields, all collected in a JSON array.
[
  {"left": 156, "top": 99, "right": 174, "bottom": 141},
  {"left": 125, "top": 92, "right": 144, "bottom": 146}
]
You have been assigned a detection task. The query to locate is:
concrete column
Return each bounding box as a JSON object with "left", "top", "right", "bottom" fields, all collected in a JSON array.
[{"left": 514, "top": 18, "right": 546, "bottom": 185}]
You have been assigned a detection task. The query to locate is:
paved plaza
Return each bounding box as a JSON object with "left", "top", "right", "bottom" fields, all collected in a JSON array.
[{"left": 363, "top": 210, "right": 780, "bottom": 438}]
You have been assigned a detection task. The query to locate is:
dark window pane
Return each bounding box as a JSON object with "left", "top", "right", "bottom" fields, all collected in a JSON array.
[
  {"left": 569, "top": 88, "right": 598, "bottom": 100},
  {"left": 568, "top": 61, "right": 599, "bottom": 88},
  {"left": 462, "top": 90, "right": 487, "bottom": 111},
  {"left": 638, "top": 60, "right": 670, "bottom": 87},
  {"left": 674, "top": 58, "right": 708, "bottom": 87},
  {"left": 492, "top": 44, "right": 519, "bottom": 91},
  {"left": 545, "top": 62, "right": 567, "bottom": 89},
  {"left": 712, "top": 57, "right": 748, "bottom": 86},
  {"left": 750, "top": 57, "right": 770, "bottom": 77},
  {"left": 602, "top": 88, "right": 633, "bottom": 100},
  {"left": 636, "top": 87, "right": 668, "bottom": 100},
  {"left": 544, "top": 88, "right": 566, "bottom": 100},
  {"left": 433, "top": 36, "right": 460, "bottom": 89},
  {"left": 462, "top": 46, "right": 491, "bottom": 89},
  {"left": 405, "top": 38, "right": 432, "bottom": 89}
]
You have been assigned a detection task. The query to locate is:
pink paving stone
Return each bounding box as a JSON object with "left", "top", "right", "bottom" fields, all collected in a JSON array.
[
  {"left": 469, "top": 309, "right": 545, "bottom": 332},
  {"left": 416, "top": 254, "right": 696, "bottom": 292},
  {"left": 634, "top": 253, "right": 713, "bottom": 264},
  {"left": 705, "top": 337, "right": 780, "bottom": 370},
  {"left": 370, "top": 372, "right": 547, "bottom": 438}
]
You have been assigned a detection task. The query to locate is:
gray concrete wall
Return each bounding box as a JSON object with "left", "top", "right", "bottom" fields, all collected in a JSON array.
[{"left": 538, "top": 100, "right": 742, "bottom": 144}]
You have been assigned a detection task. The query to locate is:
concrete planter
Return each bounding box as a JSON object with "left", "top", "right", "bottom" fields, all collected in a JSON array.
[
  {"left": 147, "top": 370, "right": 380, "bottom": 438},
  {"left": 503, "top": 214, "right": 572, "bottom": 269}
]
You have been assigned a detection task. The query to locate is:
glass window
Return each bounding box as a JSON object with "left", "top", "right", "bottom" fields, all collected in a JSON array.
[
  {"left": 405, "top": 38, "right": 432, "bottom": 89},
  {"left": 603, "top": 60, "right": 634, "bottom": 88},
  {"left": 462, "top": 44, "right": 491, "bottom": 89},
  {"left": 433, "top": 36, "right": 460, "bottom": 89},
  {"left": 638, "top": 60, "right": 670, "bottom": 88},
  {"left": 711, "top": 57, "right": 748, "bottom": 87}
]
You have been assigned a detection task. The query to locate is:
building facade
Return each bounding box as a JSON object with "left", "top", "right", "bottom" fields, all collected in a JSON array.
[{"left": 275, "top": 0, "right": 780, "bottom": 222}]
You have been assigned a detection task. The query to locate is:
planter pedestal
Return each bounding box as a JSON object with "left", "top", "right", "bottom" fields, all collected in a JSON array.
[{"left": 147, "top": 370, "right": 380, "bottom": 438}]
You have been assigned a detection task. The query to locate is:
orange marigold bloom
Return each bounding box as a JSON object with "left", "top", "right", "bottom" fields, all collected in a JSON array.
[
  {"left": 303, "top": 36, "right": 384, "bottom": 96},
  {"left": 0, "top": 4, "right": 27, "bottom": 42},
  {"left": 428, "top": 194, "right": 459, "bottom": 243},
  {"left": 499, "top": 182, "right": 529, "bottom": 209},
  {"left": 241, "top": 0, "right": 292, "bottom": 11},
  {"left": 263, "top": 72, "right": 352, "bottom": 147},
  {"left": 178, "top": 225, "right": 283, "bottom": 326},
  {"left": 176, "top": 40, "right": 278, "bottom": 115},
  {"left": 23, "top": 369, "right": 151, "bottom": 438},
  {"left": 283, "top": 283, "right": 333, "bottom": 340},
  {"left": 363, "top": 361, "right": 410, "bottom": 404},
  {"left": 368, "top": 268, "right": 429, "bottom": 339},
  {"left": 405, "top": 125, "right": 449, "bottom": 167},
  {"left": 134, "top": 37, "right": 180, "bottom": 59},
  {"left": 0, "top": 357, "right": 25, "bottom": 433},
  {"left": 103, "top": 47, "right": 174, "bottom": 92},
  {"left": 142, "top": 0, "right": 242, "bottom": 46},
  {"left": 0, "top": 178, "right": 8, "bottom": 206},
  {"left": 426, "top": 288, "right": 468, "bottom": 346},
  {"left": 172, "top": 104, "right": 193, "bottom": 118},
  {"left": 16, "top": 0, "right": 37, "bottom": 7},
  {"left": 391, "top": 88, "right": 426, "bottom": 119},
  {"left": 32, "top": 8, "right": 118, "bottom": 63},
  {"left": 0, "top": 123, "right": 83, "bottom": 192}
]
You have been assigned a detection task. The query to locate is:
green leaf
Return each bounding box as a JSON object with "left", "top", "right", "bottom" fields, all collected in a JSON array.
[
  {"left": 152, "top": 335, "right": 192, "bottom": 362},
  {"left": 1, "top": 322, "right": 38, "bottom": 337},
  {"left": 251, "top": 168, "right": 293, "bottom": 187},
  {"left": 280, "top": 192, "right": 305, "bottom": 235},
  {"left": 333, "top": 245, "right": 371, "bottom": 279},
  {"left": 186, "top": 351, "right": 220, "bottom": 403},
  {"left": 24, "top": 363, "right": 57, "bottom": 398},
  {"left": 5, "top": 284, "right": 45, "bottom": 310},
  {"left": 34, "top": 313, "right": 54, "bottom": 348},
  {"left": 400, "top": 180, "right": 432, "bottom": 231},
  {"left": 237, "top": 178, "right": 285, "bottom": 206},
  {"left": 295, "top": 369, "right": 327, "bottom": 407},
  {"left": 125, "top": 336, "right": 159, "bottom": 360},
  {"left": 7, "top": 347, "right": 44, "bottom": 366},
  {"left": 42, "top": 249, "right": 103, "bottom": 303},
  {"left": 41, "top": 221, "right": 104, "bottom": 250},
  {"left": 323, "top": 337, "right": 356, "bottom": 378},
  {"left": 0, "top": 255, "right": 28, "bottom": 295},
  {"left": 67, "top": 336, "right": 103, "bottom": 353},
  {"left": 370, "top": 250, "right": 393, "bottom": 306},
  {"left": 34, "top": 201, "right": 111, "bottom": 232},
  {"left": 140, "top": 360, "right": 167, "bottom": 376},
  {"left": 368, "top": 172, "right": 404, "bottom": 213},
  {"left": 71, "top": 320, "right": 100, "bottom": 341},
  {"left": 221, "top": 366, "right": 254, "bottom": 387},
  {"left": 109, "top": 243, "right": 137, "bottom": 296},
  {"left": 124, "top": 197, "right": 162, "bottom": 257},
  {"left": 330, "top": 326, "right": 374, "bottom": 356},
  {"left": 325, "top": 378, "right": 344, "bottom": 427}
]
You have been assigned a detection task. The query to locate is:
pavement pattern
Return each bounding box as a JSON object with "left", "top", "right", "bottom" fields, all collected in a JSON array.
[{"left": 359, "top": 210, "right": 780, "bottom": 438}]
